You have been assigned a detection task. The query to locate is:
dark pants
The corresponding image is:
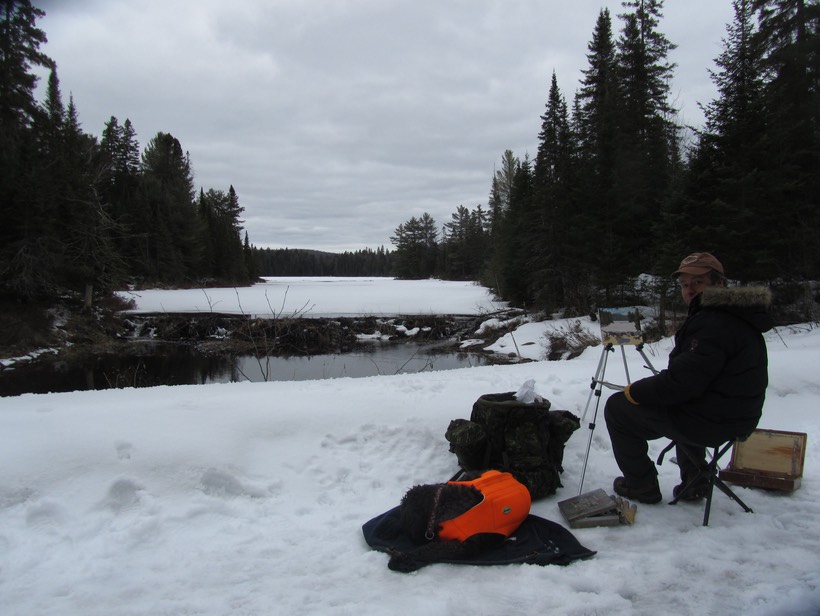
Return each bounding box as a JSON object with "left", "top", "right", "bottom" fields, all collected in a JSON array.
[{"left": 604, "top": 392, "right": 705, "bottom": 484}]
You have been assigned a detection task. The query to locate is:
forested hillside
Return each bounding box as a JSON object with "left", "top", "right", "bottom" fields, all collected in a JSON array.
[
  {"left": 389, "top": 0, "right": 819, "bottom": 319},
  {"left": 1, "top": 1, "right": 256, "bottom": 308}
]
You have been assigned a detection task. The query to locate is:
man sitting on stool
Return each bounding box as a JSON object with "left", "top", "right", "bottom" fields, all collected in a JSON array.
[{"left": 604, "top": 252, "right": 773, "bottom": 504}]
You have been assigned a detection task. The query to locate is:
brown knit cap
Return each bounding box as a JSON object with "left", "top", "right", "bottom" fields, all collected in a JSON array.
[{"left": 672, "top": 252, "right": 724, "bottom": 278}]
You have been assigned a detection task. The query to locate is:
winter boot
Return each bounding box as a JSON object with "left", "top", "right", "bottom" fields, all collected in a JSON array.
[
  {"left": 673, "top": 475, "right": 710, "bottom": 502},
  {"left": 613, "top": 476, "right": 662, "bottom": 505}
]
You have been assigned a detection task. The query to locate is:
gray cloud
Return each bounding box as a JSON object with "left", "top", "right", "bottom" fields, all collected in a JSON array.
[{"left": 34, "top": 0, "right": 735, "bottom": 252}]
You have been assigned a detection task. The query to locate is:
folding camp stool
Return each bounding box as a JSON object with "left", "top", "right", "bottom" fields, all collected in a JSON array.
[{"left": 657, "top": 436, "right": 754, "bottom": 526}]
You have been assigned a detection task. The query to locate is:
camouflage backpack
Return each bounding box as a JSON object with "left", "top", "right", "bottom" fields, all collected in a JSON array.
[{"left": 445, "top": 392, "right": 580, "bottom": 499}]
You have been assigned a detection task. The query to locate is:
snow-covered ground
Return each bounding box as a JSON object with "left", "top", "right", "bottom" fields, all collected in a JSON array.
[{"left": 2, "top": 279, "right": 819, "bottom": 615}]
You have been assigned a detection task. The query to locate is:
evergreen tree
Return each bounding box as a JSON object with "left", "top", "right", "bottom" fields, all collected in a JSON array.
[
  {"left": 441, "top": 205, "right": 471, "bottom": 280},
  {"left": 198, "top": 186, "right": 247, "bottom": 282},
  {"left": 532, "top": 72, "right": 574, "bottom": 308},
  {"left": 0, "top": 0, "right": 49, "bottom": 131},
  {"left": 0, "top": 0, "right": 53, "bottom": 299},
  {"left": 99, "top": 116, "right": 142, "bottom": 270},
  {"left": 684, "top": 0, "right": 771, "bottom": 279},
  {"left": 490, "top": 149, "right": 518, "bottom": 229},
  {"left": 42, "top": 68, "right": 63, "bottom": 149},
  {"left": 441, "top": 204, "right": 490, "bottom": 280},
  {"left": 243, "top": 232, "right": 257, "bottom": 280},
  {"left": 138, "top": 132, "right": 202, "bottom": 282},
  {"left": 578, "top": 8, "right": 619, "bottom": 169},
  {"left": 751, "top": 0, "right": 820, "bottom": 279},
  {"left": 390, "top": 213, "right": 438, "bottom": 279},
  {"left": 577, "top": 9, "right": 622, "bottom": 293},
  {"left": 611, "top": 0, "right": 680, "bottom": 297},
  {"left": 493, "top": 156, "right": 535, "bottom": 305},
  {"left": 36, "top": 69, "right": 65, "bottom": 243},
  {"left": 483, "top": 150, "right": 519, "bottom": 291},
  {"left": 222, "top": 185, "right": 247, "bottom": 280},
  {"left": 56, "top": 96, "right": 123, "bottom": 295}
]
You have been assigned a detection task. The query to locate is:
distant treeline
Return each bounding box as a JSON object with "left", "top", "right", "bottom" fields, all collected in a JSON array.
[{"left": 253, "top": 247, "right": 392, "bottom": 277}]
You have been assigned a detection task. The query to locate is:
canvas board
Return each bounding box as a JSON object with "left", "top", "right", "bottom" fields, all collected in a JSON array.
[{"left": 598, "top": 307, "right": 644, "bottom": 346}]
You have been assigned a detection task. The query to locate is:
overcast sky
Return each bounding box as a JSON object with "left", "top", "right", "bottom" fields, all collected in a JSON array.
[{"left": 33, "top": 0, "right": 735, "bottom": 253}]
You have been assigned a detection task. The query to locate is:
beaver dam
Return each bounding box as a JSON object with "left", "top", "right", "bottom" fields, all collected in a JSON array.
[{"left": 0, "top": 311, "right": 523, "bottom": 396}]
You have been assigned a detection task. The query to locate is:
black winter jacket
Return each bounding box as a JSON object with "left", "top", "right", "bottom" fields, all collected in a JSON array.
[{"left": 628, "top": 285, "right": 773, "bottom": 445}]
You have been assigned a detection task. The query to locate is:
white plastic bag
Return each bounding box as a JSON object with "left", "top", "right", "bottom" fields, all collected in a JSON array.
[{"left": 514, "top": 379, "right": 543, "bottom": 404}]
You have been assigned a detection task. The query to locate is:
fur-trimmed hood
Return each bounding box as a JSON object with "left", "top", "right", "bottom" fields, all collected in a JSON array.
[
  {"left": 697, "top": 285, "right": 773, "bottom": 333},
  {"left": 701, "top": 285, "right": 772, "bottom": 310}
]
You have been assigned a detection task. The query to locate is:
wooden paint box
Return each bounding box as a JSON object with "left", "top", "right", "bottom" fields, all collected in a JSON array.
[{"left": 719, "top": 429, "right": 807, "bottom": 492}]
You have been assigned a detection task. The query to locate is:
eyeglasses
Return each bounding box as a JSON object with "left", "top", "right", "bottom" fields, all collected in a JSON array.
[{"left": 678, "top": 277, "right": 709, "bottom": 289}]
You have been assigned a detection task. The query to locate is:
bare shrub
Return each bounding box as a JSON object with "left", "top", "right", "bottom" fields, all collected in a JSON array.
[{"left": 544, "top": 320, "right": 599, "bottom": 361}]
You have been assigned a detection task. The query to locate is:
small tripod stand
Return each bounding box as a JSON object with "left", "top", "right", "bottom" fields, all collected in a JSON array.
[{"left": 577, "top": 341, "right": 658, "bottom": 495}]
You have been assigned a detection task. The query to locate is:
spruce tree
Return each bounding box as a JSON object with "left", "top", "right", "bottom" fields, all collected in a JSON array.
[
  {"left": 494, "top": 156, "right": 535, "bottom": 305},
  {"left": 59, "top": 96, "right": 124, "bottom": 295},
  {"left": 572, "top": 8, "right": 628, "bottom": 303},
  {"left": 441, "top": 205, "right": 490, "bottom": 280},
  {"left": 390, "top": 213, "right": 439, "bottom": 279},
  {"left": 751, "top": 0, "right": 820, "bottom": 279},
  {"left": 0, "top": 0, "right": 53, "bottom": 299},
  {"left": 138, "top": 132, "right": 202, "bottom": 282},
  {"left": 483, "top": 150, "right": 519, "bottom": 291},
  {"left": 612, "top": 0, "right": 679, "bottom": 297},
  {"left": 488, "top": 149, "right": 517, "bottom": 237},
  {"left": 99, "top": 116, "right": 142, "bottom": 275},
  {"left": 577, "top": 9, "right": 622, "bottom": 295},
  {"left": 578, "top": 8, "right": 619, "bottom": 172},
  {"left": 0, "top": 0, "right": 50, "bottom": 131},
  {"left": 42, "top": 69, "right": 63, "bottom": 148},
  {"left": 685, "top": 0, "right": 771, "bottom": 279},
  {"left": 532, "top": 72, "right": 574, "bottom": 308},
  {"left": 197, "top": 187, "right": 246, "bottom": 282},
  {"left": 243, "top": 232, "right": 257, "bottom": 281},
  {"left": 201, "top": 185, "right": 247, "bottom": 282}
]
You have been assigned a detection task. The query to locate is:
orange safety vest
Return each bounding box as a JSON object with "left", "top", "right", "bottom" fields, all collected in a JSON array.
[{"left": 437, "top": 470, "right": 531, "bottom": 542}]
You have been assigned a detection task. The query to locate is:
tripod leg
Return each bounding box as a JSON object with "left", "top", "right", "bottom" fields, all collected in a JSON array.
[
  {"left": 636, "top": 343, "right": 659, "bottom": 376},
  {"left": 578, "top": 347, "right": 611, "bottom": 495},
  {"left": 620, "top": 345, "right": 631, "bottom": 384},
  {"left": 578, "top": 409, "right": 599, "bottom": 496},
  {"left": 580, "top": 346, "right": 610, "bottom": 424}
]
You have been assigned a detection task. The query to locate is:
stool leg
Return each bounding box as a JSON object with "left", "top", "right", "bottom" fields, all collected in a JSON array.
[
  {"left": 702, "top": 449, "right": 718, "bottom": 526},
  {"left": 713, "top": 477, "right": 754, "bottom": 514},
  {"left": 668, "top": 440, "right": 755, "bottom": 525},
  {"left": 704, "top": 445, "right": 754, "bottom": 525}
]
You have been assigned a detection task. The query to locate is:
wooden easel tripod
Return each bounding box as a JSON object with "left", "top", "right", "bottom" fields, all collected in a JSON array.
[{"left": 577, "top": 342, "right": 658, "bottom": 495}]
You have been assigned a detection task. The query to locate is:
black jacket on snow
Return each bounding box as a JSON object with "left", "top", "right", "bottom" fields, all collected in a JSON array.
[{"left": 628, "top": 285, "right": 773, "bottom": 446}]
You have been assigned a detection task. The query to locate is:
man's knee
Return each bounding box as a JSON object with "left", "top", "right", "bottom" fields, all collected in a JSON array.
[{"left": 604, "top": 391, "right": 630, "bottom": 425}]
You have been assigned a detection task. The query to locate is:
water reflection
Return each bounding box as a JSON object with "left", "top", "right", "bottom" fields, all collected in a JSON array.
[
  {"left": 0, "top": 342, "right": 493, "bottom": 396},
  {"left": 234, "top": 344, "right": 489, "bottom": 382}
]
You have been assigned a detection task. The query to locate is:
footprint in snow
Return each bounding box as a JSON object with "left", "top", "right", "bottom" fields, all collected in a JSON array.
[
  {"left": 115, "top": 441, "right": 133, "bottom": 460},
  {"left": 199, "top": 468, "right": 265, "bottom": 499},
  {"left": 26, "top": 500, "right": 67, "bottom": 528},
  {"left": 100, "top": 478, "right": 143, "bottom": 513}
]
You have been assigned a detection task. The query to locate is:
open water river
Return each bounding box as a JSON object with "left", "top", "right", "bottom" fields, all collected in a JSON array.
[{"left": 0, "top": 341, "right": 495, "bottom": 397}]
